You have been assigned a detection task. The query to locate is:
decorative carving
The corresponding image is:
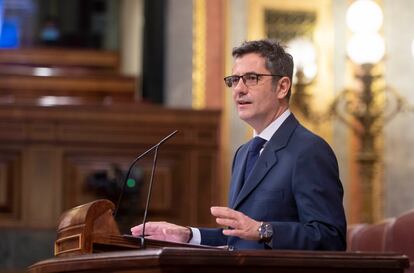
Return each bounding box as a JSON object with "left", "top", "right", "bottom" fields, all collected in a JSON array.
[{"left": 265, "top": 10, "right": 316, "bottom": 42}]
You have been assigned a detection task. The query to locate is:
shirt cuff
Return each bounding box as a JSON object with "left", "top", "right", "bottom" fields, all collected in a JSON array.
[{"left": 188, "top": 227, "right": 201, "bottom": 245}]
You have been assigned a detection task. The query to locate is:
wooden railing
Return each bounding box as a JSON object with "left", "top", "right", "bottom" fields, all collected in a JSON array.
[
  {"left": 0, "top": 48, "right": 136, "bottom": 103},
  {"left": 0, "top": 48, "right": 120, "bottom": 70}
]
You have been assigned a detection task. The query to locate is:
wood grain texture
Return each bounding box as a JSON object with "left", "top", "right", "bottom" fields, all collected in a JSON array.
[
  {"left": 28, "top": 248, "right": 409, "bottom": 273},
  {"left": 0, "top": 103, "right": 221, "bottom": 229}
]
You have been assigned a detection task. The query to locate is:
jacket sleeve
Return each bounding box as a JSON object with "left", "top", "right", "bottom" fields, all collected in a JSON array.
[{"left": 199, "top": 228, "right": 228, "bottom": 246}]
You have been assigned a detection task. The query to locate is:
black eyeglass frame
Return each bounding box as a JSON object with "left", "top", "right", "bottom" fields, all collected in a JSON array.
[{"left": 223, "top": 73, "right": 285, "bottom": 88}]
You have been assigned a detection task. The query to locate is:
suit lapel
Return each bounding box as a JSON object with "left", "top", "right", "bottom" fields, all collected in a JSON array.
[
  {"left": 228, "top": 146, "right": 249, "bottom": 207},
  {"left": 231, "top": 114, "right": 299, "bottom": 209}
]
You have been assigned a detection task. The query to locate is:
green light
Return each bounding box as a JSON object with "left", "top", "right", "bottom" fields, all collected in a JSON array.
[{"left": 127, "top": 178, "right": 136, "bottom": 188}]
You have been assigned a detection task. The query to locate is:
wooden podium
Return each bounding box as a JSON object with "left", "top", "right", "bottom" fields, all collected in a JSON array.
[
  {"left": 29, "top": 248, "right": 409, "bottom": 273},
  {"left": 53, "top": 199, "right": 215, "bottom": 257},
  {"left": 29, "top": 200, "right": 410, "bottom": 273}
]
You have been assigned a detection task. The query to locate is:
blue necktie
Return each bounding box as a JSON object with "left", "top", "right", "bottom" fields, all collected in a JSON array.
[{"left": 244, "top": 137, "right": 266, "bottom": 182}]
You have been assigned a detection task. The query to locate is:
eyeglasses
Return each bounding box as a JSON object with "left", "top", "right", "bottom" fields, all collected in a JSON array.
[{"left": 223, "top": 73, "right": 284, "bottom": 88}]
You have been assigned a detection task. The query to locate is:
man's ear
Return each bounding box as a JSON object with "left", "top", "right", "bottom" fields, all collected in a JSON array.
[{"left": 276, "top": 77, "right": 291, "bottom": 99}]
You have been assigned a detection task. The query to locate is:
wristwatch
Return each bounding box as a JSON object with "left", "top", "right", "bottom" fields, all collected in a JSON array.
[{"left": 258, "top": 222, "right": 273, "bottom": 243}]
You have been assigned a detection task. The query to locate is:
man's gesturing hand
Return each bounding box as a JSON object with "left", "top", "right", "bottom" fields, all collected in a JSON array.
[
  {"left": 130, "top": 221, "right": 191, "bottom": 243},
  {"left": 211, "top": 206, "right": 261, "bottom": 241}
]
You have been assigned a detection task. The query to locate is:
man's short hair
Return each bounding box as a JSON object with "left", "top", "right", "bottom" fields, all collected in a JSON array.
[{"left": 232, "top": 39, "right": 294, "bottom": 99}]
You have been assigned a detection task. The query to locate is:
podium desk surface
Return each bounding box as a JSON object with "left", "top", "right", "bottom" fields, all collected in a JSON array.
[{"left": 28, "top": 247, "right": 409, "bottom": 273}]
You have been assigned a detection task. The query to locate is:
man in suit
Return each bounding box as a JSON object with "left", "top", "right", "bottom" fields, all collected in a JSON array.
[{"left": 131, "top": 39, "right": 347, "bottom": 250}]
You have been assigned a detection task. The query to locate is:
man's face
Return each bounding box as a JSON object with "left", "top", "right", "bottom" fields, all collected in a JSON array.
[{"left": 231, "top": 53, "right": 287, "bottom": 133}]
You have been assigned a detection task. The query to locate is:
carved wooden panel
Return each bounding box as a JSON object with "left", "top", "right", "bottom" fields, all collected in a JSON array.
[
  {"left": 0, "top": 103, "right": 220, "bottom": 229},
  {"left": 61, "top": 150, "right": 185, "bottom": 232},
  {"left": 0, "top": 150, "right": 21, "bottom": 223},
  {"left": 195, "top": 152, "right": 218, "bottom": 226}
]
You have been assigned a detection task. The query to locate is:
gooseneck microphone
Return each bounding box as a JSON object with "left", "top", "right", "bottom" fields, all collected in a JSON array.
[
  {"left": 113, "top": 130, "right": 179, "bottom": 225},
  {"left": 140, "top": 144, "right": 160, "bottom": 247}
]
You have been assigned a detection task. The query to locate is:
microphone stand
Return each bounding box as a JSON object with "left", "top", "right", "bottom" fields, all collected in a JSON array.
[
  {"left": 140, "top": 145, "right": 159, "bottom": 248},
  {"left": 113, "top": 130, "right": 178, "bottom": 248}
]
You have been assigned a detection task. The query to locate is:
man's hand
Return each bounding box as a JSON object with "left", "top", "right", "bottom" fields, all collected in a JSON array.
[
  {"left": 130, "top": 221, "right": 191, "bottom": 243},
  {"left": 211, "top": 206, "right": 261, "bottom": 241}
]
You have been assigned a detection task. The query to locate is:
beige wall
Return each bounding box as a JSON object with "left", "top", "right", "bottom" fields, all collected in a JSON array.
[{"left": 383, "top": 0, "right": 414, "bottom": 217}]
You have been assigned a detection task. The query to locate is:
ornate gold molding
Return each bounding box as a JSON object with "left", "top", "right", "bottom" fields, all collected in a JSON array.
[{"left": 192, "top": 0, "right": 206, "bottom": 109}]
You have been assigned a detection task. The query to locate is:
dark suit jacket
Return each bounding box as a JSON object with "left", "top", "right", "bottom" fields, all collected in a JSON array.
[{"left": 199, "top": 114, "right": 347, "bottom": 250}]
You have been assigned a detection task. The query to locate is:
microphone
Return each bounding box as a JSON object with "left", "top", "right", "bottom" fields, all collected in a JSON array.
[{"left": 113, "top": 130, "right": 178, "bottom": 229}]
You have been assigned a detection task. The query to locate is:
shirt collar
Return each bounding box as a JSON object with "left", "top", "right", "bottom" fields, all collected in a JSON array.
[{"left": 253, "top": 109, "right": 291, "bottom": 141}]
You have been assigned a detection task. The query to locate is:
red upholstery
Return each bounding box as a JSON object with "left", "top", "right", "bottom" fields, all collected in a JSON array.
[
  {"left": 351, "top": 218, "right": 395, "bottom": 252},
  {"left": 347, "top": 223, "right": 368, "bottom": 251},
  {"left": 385, "top": 209, "right": 414, "bottom": 272},
  {"left": 347, "top": 210, "right": 413, "bottom": 272}
]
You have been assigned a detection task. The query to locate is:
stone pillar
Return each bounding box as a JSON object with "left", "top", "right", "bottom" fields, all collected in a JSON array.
[
  {"left": 120, "top": 0, "right": 144, "bottom": 80},
  {"left": 164, "top": 0, "right": 193, "bottom": 107}
]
